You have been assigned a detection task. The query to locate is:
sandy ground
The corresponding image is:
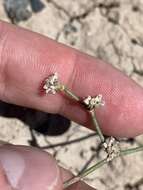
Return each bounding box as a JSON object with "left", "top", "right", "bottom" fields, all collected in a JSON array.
[{"left": 0, "top": 0, "right": 143, "bottom": 189}]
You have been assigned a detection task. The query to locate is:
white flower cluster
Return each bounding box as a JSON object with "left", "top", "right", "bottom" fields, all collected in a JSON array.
[
  {"left": 83, "top": 95, "right": 105, "bottom": 110},
  {"left": 103, "top": 137, "right": 120, "bottom": 162},
  {"left": 43, "top": 73, "right": 60, "bottom": 94}
]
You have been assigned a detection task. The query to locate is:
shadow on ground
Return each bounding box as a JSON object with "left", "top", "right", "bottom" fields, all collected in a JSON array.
[{"left": 0, "top": 101, "right": 71, "bottom": 136}]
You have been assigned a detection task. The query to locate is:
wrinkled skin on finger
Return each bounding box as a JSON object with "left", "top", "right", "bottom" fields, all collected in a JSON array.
[{"left": 0, "top": 21, "right": 143, "bottom": 137}]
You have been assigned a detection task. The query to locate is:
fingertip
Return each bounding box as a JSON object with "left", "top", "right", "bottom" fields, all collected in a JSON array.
[
  {"left": 66, "top": 181, "right": 96, "bottom": 190},
  {"left": 0, "top": 145, "right": 63, "bottom": 190},
  {"left": 60, "top": 167, "right": 96, "bottom": 190}
]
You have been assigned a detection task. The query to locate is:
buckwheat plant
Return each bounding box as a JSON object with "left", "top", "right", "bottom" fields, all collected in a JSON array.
[{"left": 43, "top": 73, "right": 143, "bottom": 189}]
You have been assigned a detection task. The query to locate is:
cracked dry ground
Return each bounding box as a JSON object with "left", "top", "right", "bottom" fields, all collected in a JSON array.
[{"left": 0, "top": 0, "right": 143, "bottom": 190}]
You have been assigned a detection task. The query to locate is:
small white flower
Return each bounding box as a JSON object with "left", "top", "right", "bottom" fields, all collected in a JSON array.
[
  {"left": 103, "top": 137, "right": 120, "bottom": 162},
  {"left": 83, "top": 94, "right": 105, "bottom": 110},
  {"left": 43, "top": 73, "right": 60, "bottom": 94}
]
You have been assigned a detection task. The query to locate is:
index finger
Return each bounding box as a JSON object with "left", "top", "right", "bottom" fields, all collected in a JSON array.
[{"left": 0, "top": 21, "right": 143, "bottom": 137}]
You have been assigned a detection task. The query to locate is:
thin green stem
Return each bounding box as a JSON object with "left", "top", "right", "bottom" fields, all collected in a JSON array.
[
  {"left": 120, "top": 146, "right": 143, "bottom": 156},
  {"left": 61, "top": 86, "right": 80, "bottom": 102},
  {"left": 63, "top": 159, "right": 107, "bottom": 189},
  {"left": 63, "top": 145, "right": 143, "bottom": 189},
  {"left": 89, "top": 110, "right": 105, "bottom": 143},
  {"left": 63, "top": 176, "right": 81, "bottom": 189},
  {"left": 79, "top": 159, "right": 107, "bottom": 178}
]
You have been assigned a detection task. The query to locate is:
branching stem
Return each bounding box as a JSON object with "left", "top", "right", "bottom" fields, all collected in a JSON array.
[
  {"left": 62, "top": 86, "right": 80, "bottom": 102},
  {"left": 63, "top": 145, "right": 143, "bottom": 189},
  {"left": 89, "top": 110, "right": 105, "bottom": 143}
]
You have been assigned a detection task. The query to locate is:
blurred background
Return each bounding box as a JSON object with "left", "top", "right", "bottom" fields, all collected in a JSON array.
[{"left": 0, "top": 0, "right": 143, "bottom": 189}]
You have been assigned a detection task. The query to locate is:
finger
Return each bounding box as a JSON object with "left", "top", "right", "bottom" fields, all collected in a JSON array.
[
  {"left": 60, "top": 168, "right": 73, "bottom": 183},
  {"left": 0, "top": 164, "right": 13, "bottom": 190},
  {"left": 0, "top": 144, "right": 96, "bottom": 190},
  {"left": 61, "top": 167, "right": 96, "bottom": 190},
  {"left": 0, "top": 21, "right": 143, "bottom": 137},
  {"left": 0, "top": 144, "right": 62, "bottom": 190},
  {"left": 66, "top": 182, "right": 96, "bottom": 190}
]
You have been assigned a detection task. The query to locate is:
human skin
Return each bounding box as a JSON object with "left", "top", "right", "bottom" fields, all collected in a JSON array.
[{"left": 0, "top": 21, "right": 143, "bottom": 189}]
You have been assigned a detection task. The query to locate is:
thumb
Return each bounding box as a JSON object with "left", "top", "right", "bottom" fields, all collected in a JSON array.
[
  {"left": 66, "top": 182, "right": 96, "bottom": 190},
  {"left": 0, "top": 144, "right": 62, "bottom": 190}
]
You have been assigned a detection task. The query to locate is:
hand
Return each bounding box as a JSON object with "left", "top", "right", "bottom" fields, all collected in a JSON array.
[{"left": 0, "top": 21, "right": 143, "bottom": 190}]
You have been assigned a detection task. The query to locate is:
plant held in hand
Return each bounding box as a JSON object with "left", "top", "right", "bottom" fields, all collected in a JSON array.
[{"left": 43, "top": 73, "right": 143, "bottom": 189}]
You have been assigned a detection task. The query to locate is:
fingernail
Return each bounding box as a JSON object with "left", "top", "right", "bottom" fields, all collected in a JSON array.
[
  {"left": 0, "top": 145, "right": 62, "bottom": 190},
  {"left": 0, "top": 145, "right": 25, "bottom": 189}
]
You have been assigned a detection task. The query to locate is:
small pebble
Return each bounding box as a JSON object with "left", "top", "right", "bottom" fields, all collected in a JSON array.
[{"left": 3, "top": 0, "right": 45, "bottom": 23}]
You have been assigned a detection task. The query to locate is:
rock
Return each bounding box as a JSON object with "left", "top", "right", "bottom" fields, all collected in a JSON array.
[
  {"left": 3, "top": 0, "right": 45, "bottom": 23},
  {"left": 4, "top": 0, "right": 32, "bottom": 23},
  {"left": 30, "top": 0, "right": 45, "bottom": 13}
]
